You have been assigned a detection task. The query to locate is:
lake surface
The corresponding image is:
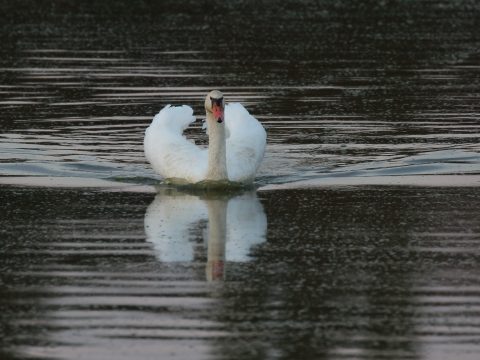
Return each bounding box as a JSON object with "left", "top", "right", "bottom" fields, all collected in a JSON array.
[{"left": 1, "top": 1, "right": 480, "bottom": 359}]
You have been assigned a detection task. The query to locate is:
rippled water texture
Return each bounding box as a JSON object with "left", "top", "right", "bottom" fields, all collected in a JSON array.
[{"left": 1, "top": 1, "right": 480, "bottom": 359}]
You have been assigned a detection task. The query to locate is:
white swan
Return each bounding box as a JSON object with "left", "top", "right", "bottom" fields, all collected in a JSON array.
[{"left": 144, "top": 90, "right": 266, "bottom": 184}]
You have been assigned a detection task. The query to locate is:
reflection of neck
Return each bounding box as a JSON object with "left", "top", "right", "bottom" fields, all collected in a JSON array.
[
  {"left": 206, "top": 199, "right": 227, "bottom": 281},
  {"left": 206, "top": 112, "right": 228, "bottom": 181}
]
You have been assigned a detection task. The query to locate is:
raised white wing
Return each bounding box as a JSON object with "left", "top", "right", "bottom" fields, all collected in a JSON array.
[
  {"left": 225, "top": 103, "right": 267, "bottom": 182},
  {"left": 144, "top": 105, "right": 208, "bottom": 182}
]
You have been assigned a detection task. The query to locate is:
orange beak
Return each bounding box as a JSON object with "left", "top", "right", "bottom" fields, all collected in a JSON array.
[
  {"left": 210, "top": 260, "right": 224, "bottom": 281},
  {"left": 212, "top": 103, "right": 224, "bottom": 123}
]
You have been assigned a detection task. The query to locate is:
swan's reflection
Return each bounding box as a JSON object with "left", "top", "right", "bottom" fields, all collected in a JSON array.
[{"left": 144, "top": 188, "right": 267, "bottom": 281}]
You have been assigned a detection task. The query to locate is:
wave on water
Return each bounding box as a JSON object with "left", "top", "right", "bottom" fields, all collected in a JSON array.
[
  {"left": 260, "top": 149, "right": 480, "bottom": 190},
  {"left": 0, "top": 149, "right": 478, "bottom": 190}
]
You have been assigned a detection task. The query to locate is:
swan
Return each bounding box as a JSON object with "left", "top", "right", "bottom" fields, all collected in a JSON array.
[{"left": 144, "top": 90, "right": 266, "bottom": 184}]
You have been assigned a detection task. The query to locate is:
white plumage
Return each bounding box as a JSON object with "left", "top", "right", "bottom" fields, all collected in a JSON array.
[
  {"left": 225, "top": 103, "right": 266, "bottom": 182},
  {"left": 144, "top": 105, "right": 207, "bottom": 183},
  {"left": 144, "top": 97, "right": 266, "bottom": 184}
]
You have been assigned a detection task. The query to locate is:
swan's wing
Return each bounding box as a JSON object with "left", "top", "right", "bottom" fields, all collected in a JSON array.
[
  {"left": 225, "top": 103, "right": 267, "bottom": 182},
  {"left": 225, "top": 192, "right": 267, "bottom": 261},
  {"left": 144, "top": 192, "right": 208, "bottom": 262},
  {"left": 144, "top": 105, "right": 207, "bottom": 182}
]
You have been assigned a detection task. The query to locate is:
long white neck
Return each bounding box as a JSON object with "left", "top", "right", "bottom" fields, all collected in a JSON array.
[{"left": 206, "top": 112, "right": 228, "bottom": 181}]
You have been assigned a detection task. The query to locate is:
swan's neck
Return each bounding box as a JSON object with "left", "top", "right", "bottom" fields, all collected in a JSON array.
[{"left": 206, "top": 113, "right": 228, "bottom": 181}]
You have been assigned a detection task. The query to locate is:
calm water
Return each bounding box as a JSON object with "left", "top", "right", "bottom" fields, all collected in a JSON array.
[{"left": 1, "top": 1, "right": 480, "bottom": 359}]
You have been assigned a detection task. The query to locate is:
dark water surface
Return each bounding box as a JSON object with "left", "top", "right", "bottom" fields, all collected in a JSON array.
[
  {"left": 1, "top": 1, "right": 480, "bottom": 359},
  {"left": 2, "top": 186, "right": 480, "bottom": 360}
]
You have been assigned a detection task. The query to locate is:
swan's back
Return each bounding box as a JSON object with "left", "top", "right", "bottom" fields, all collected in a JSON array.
[{"left": 144, "top": 105, "right": 207, "bottom": 182}]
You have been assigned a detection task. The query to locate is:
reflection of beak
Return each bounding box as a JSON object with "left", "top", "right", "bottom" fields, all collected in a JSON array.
[
  {"left": 207, "top": 260, "right": 225, "bottom": 281},
  {"left": 212, "top": 104, "right": 224, "bottom": 123}
]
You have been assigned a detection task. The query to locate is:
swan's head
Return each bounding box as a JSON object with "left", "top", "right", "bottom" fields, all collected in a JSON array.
[{"left": 205, "top": 90, "right": 224, "bottom": 124}]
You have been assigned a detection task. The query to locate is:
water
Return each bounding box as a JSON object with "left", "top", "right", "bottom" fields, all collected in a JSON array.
[{"left": 1, "top": 1, "right": 480, "bottom": 359}]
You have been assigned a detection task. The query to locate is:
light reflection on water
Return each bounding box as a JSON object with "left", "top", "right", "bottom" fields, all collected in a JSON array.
[
  {"left": 1, "top": 186, "right": 479, "bottom": 360},
  {"left": 0, "top": 48, "right": 479, "bottom": 186},
  {"left": 145, "top": 188, "right": 267, "bottom": 281}
]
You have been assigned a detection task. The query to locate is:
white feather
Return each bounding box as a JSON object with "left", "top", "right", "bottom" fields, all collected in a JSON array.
[
  {"left": 144, "top": 105, "right": 207, "bottom": 183},
  {"left": 225, "top": 103, "right": 267, "bottom": 183}
]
